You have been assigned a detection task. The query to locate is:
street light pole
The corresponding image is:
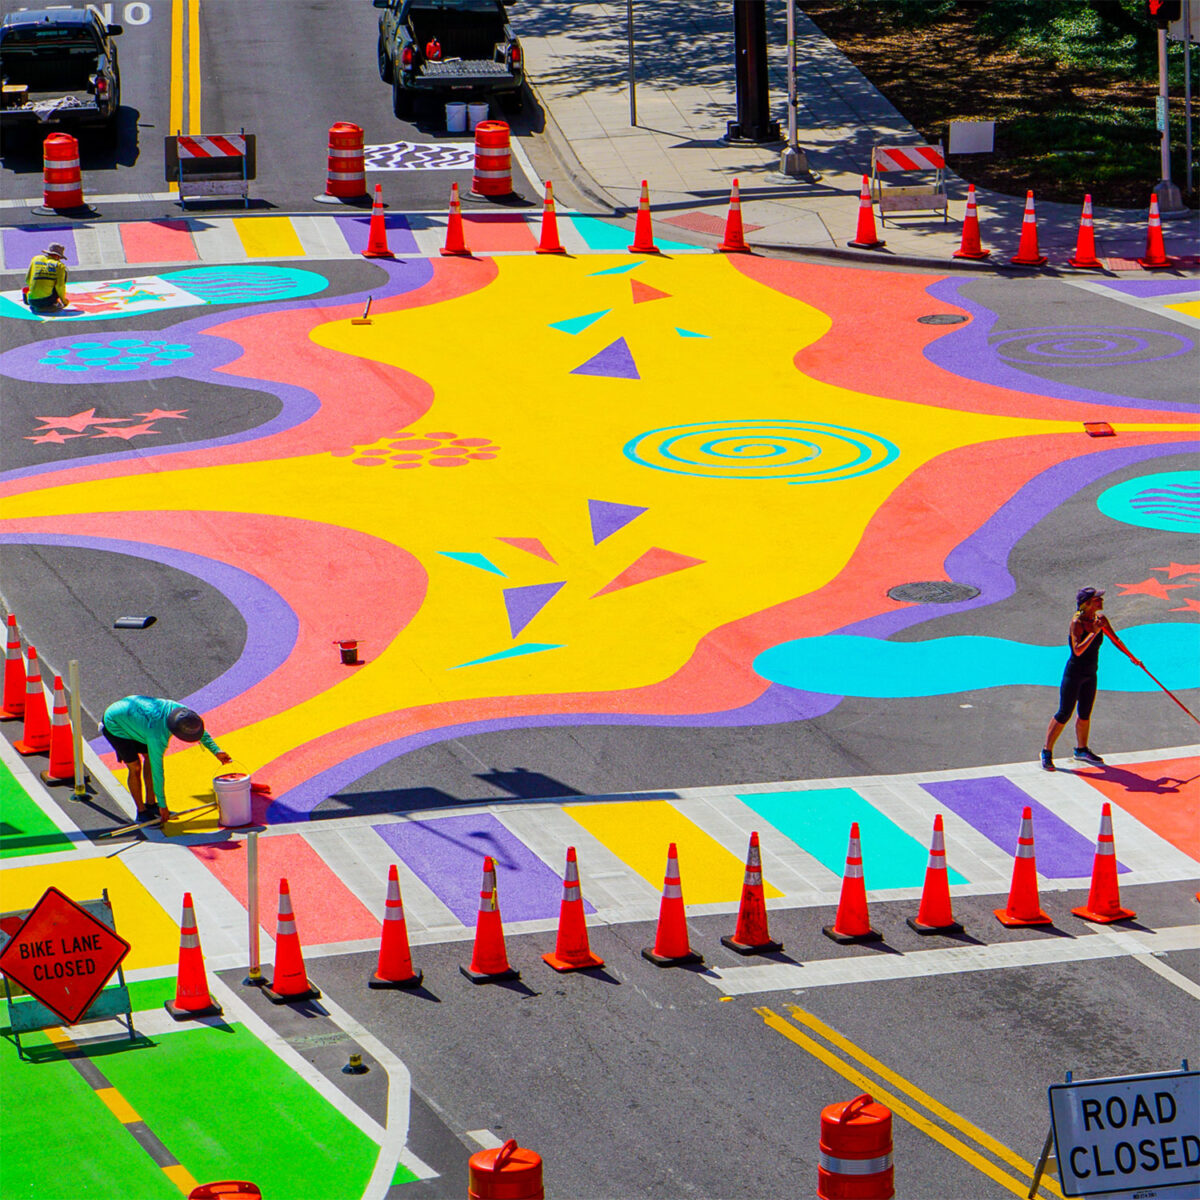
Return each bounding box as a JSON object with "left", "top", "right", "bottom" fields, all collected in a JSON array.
[
  {"left": 1155, "top": 24, "right": 1185, "bottom": 210},
  {"left": 779, "top": 0, "right": 808, "bottom": 175},
  {"left": 626, "top": 0, "right": 637, "bottom": 127}
]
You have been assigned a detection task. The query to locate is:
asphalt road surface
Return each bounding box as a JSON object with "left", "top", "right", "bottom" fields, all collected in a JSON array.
[{"left": 0, "top": 0, "right": 539, "bottom": 216}]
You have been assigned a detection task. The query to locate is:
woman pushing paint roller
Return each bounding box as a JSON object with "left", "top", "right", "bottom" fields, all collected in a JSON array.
[
  {"left": 1038, "top": 585, "right": 1200, "bottom": 771},
  {"left": 100, "top": 695, "right": 232, "bottom": 826}
]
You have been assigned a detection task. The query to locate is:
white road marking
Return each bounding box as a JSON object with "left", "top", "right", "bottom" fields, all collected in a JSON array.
[
  {"left": 1060, "top": 276, "right": 1200, "bottom": 329},
  {"left": 704, "top": 922, "right": 1200, "bottom": 996},
  {"left": 465, "top": 1129, "right": 505, "bottom": 1149}
]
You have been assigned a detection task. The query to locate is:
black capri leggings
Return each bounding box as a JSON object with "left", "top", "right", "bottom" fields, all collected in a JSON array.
[{"left": 1054, "top": 669, "right": 1098, "bottom": 724}]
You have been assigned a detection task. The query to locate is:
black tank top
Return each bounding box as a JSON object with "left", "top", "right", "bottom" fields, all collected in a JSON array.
[{"left": 1066, "top": 625, "right": 1103, "bottom": 674}]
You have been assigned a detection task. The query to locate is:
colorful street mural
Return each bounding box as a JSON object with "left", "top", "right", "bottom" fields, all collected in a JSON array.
[{"left": 1, "top": 254, "right": 1196, "bottom": 822}]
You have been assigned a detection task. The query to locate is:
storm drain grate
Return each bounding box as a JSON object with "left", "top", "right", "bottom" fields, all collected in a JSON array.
[{"left": 888, "top": 581, "right": 981, "bottom": 603}]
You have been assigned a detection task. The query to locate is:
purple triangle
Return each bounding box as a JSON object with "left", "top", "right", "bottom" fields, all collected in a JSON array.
[
  {"left": 503, "top": 581, "right": 565, "bottom": 638},
  {"left": 589, "top": 499, "right": 648, "bottom": 545},
  {"left": 570, "top": 337, "right": 640, "bottom": 380}
]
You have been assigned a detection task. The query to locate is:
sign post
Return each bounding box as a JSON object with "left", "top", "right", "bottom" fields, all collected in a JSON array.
[
  {"left": 1046, "top": 1066, "right": 1200, "bottom": 1199},
  {"left": 0, "top": 888, "right": 134, "bottom": 1058}
]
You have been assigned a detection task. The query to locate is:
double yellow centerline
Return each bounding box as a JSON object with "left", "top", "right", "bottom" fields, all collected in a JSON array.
[
  {"left": 757, "top": 1005, "right": 1062, "bottom": 1199},
  {"left": 169, "top": 0, "right": 202, "bottom": 183}
]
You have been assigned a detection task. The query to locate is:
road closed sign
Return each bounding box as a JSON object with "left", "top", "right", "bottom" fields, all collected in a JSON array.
[
  {"left": 1049, "top": 1069, "right": 1200, "bottom": 1198},
  {"left": 0, "top": 887, "right": 130, "bottom": 1026}
]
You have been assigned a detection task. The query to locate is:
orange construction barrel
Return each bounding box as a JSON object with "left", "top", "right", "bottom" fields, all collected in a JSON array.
[
  {"left": 324, "top": 122, "right": 367, "bottom": 200},
  {"left": 468, "top": 1138, "right": 543, "bottom": 1200},
  {"left": 43, "top": 132, "right": 83, "bottom": 210},
  {"left": 818, "top": 1093, "right": 894, "bottom": 1199},
  {"left": 470, "top": 120, "right": 512, "bottom": 198}
]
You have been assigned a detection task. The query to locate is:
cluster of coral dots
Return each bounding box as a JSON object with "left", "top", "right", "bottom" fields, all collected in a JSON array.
[{"left": 334, "top": 430, "right": 500, "bottom": 469}]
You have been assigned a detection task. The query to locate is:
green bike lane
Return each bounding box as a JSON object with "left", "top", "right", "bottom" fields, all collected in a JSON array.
[{"left": 0, "top": 754, "right": 427, "bottom": 1200}]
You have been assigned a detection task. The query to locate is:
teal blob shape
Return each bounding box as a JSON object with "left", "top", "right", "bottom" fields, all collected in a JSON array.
[
  {"left": 1097, "top": 470, "right": 1200, "bottom": 533},
  {"left": 162, "top": 265, "right": 328, "bottom": 305},
  {"left": 109, "top": 339, "right": 145, "bottom": 348},
  {"left": 753, "top": 623, "right": 1200, "bottom": 698}
]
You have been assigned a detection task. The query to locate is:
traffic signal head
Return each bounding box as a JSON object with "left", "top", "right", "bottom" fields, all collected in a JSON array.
[{"left": 1147, "top": 0, "right": 1182, "bottom": 25}]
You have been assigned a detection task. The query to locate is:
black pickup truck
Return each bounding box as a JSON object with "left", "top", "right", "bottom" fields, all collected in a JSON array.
[
  {"left": 374, "top": 0, "right": 524, "bottom": 118},
  {"left": 0, "top": 7, "right": 122, "bottom": 142}
]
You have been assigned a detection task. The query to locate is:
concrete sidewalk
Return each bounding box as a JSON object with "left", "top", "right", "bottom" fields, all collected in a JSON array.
[{"left": 522, "top": 1, "right": 1200, "bottom": 268}]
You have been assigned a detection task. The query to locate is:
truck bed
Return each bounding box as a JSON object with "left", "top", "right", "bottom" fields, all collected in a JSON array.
[{"left": 408, "top": 8, "right": 506, "bottom": 62}]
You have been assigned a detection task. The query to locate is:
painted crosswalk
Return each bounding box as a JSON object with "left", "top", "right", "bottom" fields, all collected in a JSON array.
[
  {"left": 5, "top": 745, "right": 1196, "bottom": 977},
  {"left": 0, "top": 212, "right": 707, "bottom": 274},
  {"left": 165, "top": 747, "right": 1198, "bottom": 958}
]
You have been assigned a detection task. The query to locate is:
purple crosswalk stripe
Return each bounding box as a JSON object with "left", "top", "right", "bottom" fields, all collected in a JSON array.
[
  {"left": 373, "top": 813, "right": 592, "bottom": 925},
  {"left": 921, "top": 776, "right": 1124, "bottom": 878},
  {"left": 336, "top": 214, "right": 420, "bottom": 255},
  {"left": 4, "top": 225, "right": 79, "bottom": 270}
]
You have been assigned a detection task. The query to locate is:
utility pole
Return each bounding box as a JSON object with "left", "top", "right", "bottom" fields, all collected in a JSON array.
[{"left": 726, "top": 0, "right": 779, "bottom": 143}]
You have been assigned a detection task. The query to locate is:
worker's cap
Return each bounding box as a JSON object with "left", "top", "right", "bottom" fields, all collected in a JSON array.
[
  {"left": 167, "top": 707, "right": 205, "bottom": 742},
  {"left": 1076, "top": 586, "right": 1104, "bottom": 607},
  {"left": 46, "top": 243, "right": 66, "bottom": 258}
]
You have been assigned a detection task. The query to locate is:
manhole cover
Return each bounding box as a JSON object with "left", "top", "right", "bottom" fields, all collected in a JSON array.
[
  {"left": 917, "top": 314, "right": 968, "bottom": 325},
  {"left": 888, "top": 581, "right": 981, "bottom": 604}
]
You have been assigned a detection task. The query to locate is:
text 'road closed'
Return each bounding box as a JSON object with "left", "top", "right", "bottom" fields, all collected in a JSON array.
[{"left": 1049, "top": 1070, "right": 1200, "bottom": 1198}]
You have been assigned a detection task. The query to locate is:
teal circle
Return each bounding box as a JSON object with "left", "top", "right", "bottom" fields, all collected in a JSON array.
[
  {"left": 1097, "top": 470, "right": 1200, "bottom": 533},
  {"left": 110, "top": 339, "right": 145, "bottom": 348},
  {"left": 161, "top": 265, "right": 328, "bottom": 305}
]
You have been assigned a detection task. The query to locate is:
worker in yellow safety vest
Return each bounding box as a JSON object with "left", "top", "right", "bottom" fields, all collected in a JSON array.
[{"left": 23, "top": 242, "right": 69, "bottom": 312}]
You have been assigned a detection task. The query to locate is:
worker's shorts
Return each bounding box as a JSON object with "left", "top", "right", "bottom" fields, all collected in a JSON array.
[
  {"left": 26, "top": 296, "right": 60, "bottom": 312},
  {"left": 98, "top": 723, "right": 148, "bottom": 763}
]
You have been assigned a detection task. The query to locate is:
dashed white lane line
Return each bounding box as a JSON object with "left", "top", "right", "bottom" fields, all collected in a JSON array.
[{"left": 704, "top": 923, "right": 1200, "bottom": 996}]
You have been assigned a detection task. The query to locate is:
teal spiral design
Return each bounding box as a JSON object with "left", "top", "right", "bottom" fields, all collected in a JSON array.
[{"left": 623, "top": 420, "right": 898, "bottom": 484}]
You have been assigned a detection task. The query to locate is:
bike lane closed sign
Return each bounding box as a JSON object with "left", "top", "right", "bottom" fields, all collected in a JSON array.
[{"left": 1050, "top": 1069, "right": 1200, "bottom": 1198}]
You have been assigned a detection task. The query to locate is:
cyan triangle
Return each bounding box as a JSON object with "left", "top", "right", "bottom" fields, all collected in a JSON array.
[
  {"left": 675, "top": 327, "right": 709, "bottom": 338},
  {"left": 451, "top": 643, "right": 565, "bottom": 669},
  {"left": 588, "top": 262, "right": 643, "bottom": 276},
  {"left": 550, "top": 309, "right": 611, "bottom": 335},
  {"left": 438, "top": 551, "right": 506, "bottom": 577}
]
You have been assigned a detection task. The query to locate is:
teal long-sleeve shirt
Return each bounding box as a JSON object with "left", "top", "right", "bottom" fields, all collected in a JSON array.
[{"left": 101, "top": 695, "right": 223, "bottom": 805}]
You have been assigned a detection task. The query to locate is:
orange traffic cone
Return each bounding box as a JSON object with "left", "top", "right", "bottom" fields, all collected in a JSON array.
[
  {"left": 953, "top": 184, "right": 990, "bottom": 259},
  {"left": 628, "top": 180, "right": 661, "bottom": 254},
  {"left": 362, "top": 183, "right": 394, "bottom": 259},
  {"left": 166, "top": 892, "right": 223, "bottom": 1020},
  {"left": 718, "top": 178, "right": 751, "bottom": 254},
  {"left": 461, "top": 856, "right": 520, "bottom": 983},
  {"left": 542, "top": 846, "right": 604, "bottom": 972},
  {"left": 1, "top": 614, "right": 25, "bottom": 720},
  {"left": 262, "top": 878, "right": 322, "bottom": 1003},
  {"left": 440, "top": 182, "right": 472, "bottom": 257},
  {"left": 370, "top": 865, "right": 422, "bottom": 988},
  {"left": 1067, "top": 194, "right": 1103, "bottom": 269},
  {"left": 907, "top": 815, "right": 963, "bottom": 934},
  {"left": 823, "top": 823, "right": 882, "bottom": 944},
  {"left": 1010, "top": 191, "right": 1048, "bottom": 267},
  {"left": 535, "top": 180, "right": 566, "bottom": 254},
  {"left": 13, "top": 647, "right": 50, "bottom": 756},
  {"left": 1072, "top": 804, "right": 1136, "bottom": 923},
  {"left": 39, "top": 675, "right": 76, "bottom": 786},
  {"left": 847, "top": 175, "right": 885, "bottom": 250},
  {"left": 721, "top": 832, "right": 782, "bottom": 954},
  {"left": 994, "top": 807, "right": 1052, "bottom": 926},
  {"left": 642, "top": 843, "right": 703, "bottom": 966},
  {"left": 1138, "top": 195, "right": 1172, "bottom": 269}
]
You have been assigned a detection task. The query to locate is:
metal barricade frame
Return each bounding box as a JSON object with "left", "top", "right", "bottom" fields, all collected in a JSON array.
[{"left": 870, "top": 142, "right": 948, "bottom": 224}]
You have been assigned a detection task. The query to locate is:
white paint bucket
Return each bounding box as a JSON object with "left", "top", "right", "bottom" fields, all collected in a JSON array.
[
  {"left": 214, "top": 771, "right": 252, "bottom": 827},
  {"left": 445, "top": 102, "right": 468, "bottom": 133},
  {"left": 467, "top": 102, "right": 489, "bottom": 131}
]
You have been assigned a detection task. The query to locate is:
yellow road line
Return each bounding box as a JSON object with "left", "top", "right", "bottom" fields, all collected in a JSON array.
[
  {"left": 187, "top": 0, "right": 202, "bottom": 133},
  {"left": 756, "top": 1007, "right": 1059, "bottom": 1200},
  {"left": 162, "top": 1163, "right": 200, "bottom": 1195},
  {"left": 784, "top": 1003, "right": 1061, "bottom": 1196},
  {"left": 169, "top": 0, "right": 183, "bottom": 136},
  {"left": 95, "top": 1086, "right": 142, "bottom": 1125}
]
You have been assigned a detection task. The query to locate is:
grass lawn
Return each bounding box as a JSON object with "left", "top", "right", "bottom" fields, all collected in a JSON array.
[{"left": 802, "top": 0, "right": 1198, "bottom": 208}]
